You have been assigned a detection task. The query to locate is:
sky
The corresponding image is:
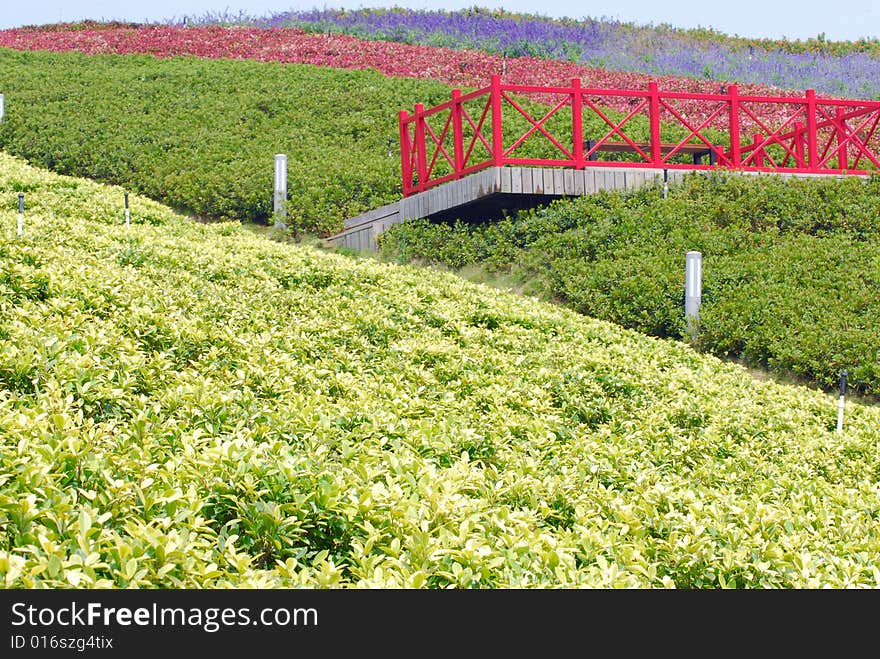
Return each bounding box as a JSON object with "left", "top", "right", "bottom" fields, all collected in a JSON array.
[{"left": 0, "top": 1, "right": 878, "bottom": 42}]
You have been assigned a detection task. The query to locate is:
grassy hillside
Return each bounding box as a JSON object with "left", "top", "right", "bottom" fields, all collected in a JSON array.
[
  {"left": 2, "top": 152, "right": 880, "bottom": 588},
  {"left": 0, "top": 45, "right": 721, "bottom": 236},
  {"left": 378, "top": 171, "right": 880, "bottom": 398},
  {"left": 0, "top": 47, "right": 455, "bottom": 234},
  {"left": 1, "top": 37, "right": 877, "bottom": 425}
]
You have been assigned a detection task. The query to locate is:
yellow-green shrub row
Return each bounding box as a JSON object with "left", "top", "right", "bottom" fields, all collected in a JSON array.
[{"left": 1, "top": 152, "right": 879, "bottom": 588}]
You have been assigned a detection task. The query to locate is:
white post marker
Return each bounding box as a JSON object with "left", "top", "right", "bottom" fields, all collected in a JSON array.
[
  {"left": 17, "top": 192, "right": 23, "bottom": 238},
  {"left": 836, "top": 371, "right": 847, "bottom": 434},
  {"left": 685, "top": 251, "right": 702, "bottom": 340},
  {"left": 273, "top": 154, "right": 287, "bottom": 228},
  {"left": 0, "top": 93, "right": 5, "bottom": 122},
  {"left": 663, "top": 168, "right": 668, "bottom": 199},
  {"left": 124, "top": 191, "right": 130, "bottom": 228}
]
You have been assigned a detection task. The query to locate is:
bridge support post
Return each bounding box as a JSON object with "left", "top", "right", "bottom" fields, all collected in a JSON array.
[
  {"left": 648, "top": 81, "right": 662, "bottom": 167},
  {"left": 572, "top": 78, "right": 584, "bottom": 168},
  {"left": 491, "top": 74, "right": 503, "bottom": 166},
  {"left": 836, "top": 107, "right": 848, "bottom": 170},
  {"left": 452, "top": 89, "right": 464, "bottom": 178},
  {"left": 752, "top": 134, "right": 765, "bottom": 167},
  {"left": 794, "top": 121, "right": 805, "bottom": 168},
  {"left": 399, "top": 110, "right": 412, "bottom": 195},
  {"left": 806, "top": 90, "right": 818, "bottom": 171},
  {"left": 728, "top": 84, "right": 741, "bottom": 167},
  {"left": 415, "top": 103, "right": 428, "bottom": 192}
]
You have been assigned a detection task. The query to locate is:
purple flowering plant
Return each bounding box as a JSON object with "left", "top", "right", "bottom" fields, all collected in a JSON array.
[{"left": 180, "top": 6, "right": 880, "bottom": 100}]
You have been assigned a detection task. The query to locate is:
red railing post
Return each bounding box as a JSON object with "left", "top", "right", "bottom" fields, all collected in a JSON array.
[
  {"left": 414, "top": 103, "right": 428, "bottom": 191},
  {"left": 728, "top": 84, "right": 741, "bottom": 167},
  {"left": 836, "top": 106, "right": 848, "bottom": 170},
  {"left": 572, "top": 77, "right": 584, "bottom": 168},
  {"left": 491, "top": 74, "right": 504, "bottom": 166},
  {"left": 399, "top": 109, "right": 413, "bottom": 195},
  {"left": 753, "top": 134, "right": 765, "bottom": 167},
  {"left": 648, "top": 81, "right": 662, "bottom": 167},
  {"left": 794, "top": 121, "right": 805, "bottom": 168},
  {"left": 806, "top": 89, "right": 818, "bottom": 171},
  {"left": 451, "top": 89, "right": 464, "bottom": 178}
]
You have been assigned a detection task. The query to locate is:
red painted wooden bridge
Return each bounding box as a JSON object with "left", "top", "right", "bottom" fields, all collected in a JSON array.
[
  {"left": 398, "top": 74, "right": 880, "bottom": 196},
  {"left": 330, "top": 77, "right": 879, "bottom": 251}
]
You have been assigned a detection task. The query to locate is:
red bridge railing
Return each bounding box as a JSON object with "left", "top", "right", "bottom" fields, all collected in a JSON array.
[{"left": 398, "top": 74, "right": 880, "bottom": 196}]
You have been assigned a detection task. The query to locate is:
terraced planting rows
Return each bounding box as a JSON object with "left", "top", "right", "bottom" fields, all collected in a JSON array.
[{"left": 2, "top": 152, "right": 880, "bottom": 588}]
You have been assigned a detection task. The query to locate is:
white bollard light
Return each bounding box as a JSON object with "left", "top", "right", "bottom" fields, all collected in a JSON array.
[
  {"left": 685, "top": 251, "right": 702, "bottom": 339},
  {"left": 274, "top": 154, "right": 287, "bottom": 228}
]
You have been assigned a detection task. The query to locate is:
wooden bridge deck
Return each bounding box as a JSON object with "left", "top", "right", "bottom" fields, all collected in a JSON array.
[
  {"left": 329, "top": 166, "right": 673, "bottom": 251},
  {"left": 328, "top": 165, "right": 856, "bottom": 252}
]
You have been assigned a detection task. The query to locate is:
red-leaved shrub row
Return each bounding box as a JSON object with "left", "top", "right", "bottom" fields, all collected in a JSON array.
[{"left": 0, "top": 25, "right": 816, "bottom": 128}]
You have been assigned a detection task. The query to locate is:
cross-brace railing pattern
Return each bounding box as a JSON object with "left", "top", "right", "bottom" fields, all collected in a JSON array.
[{"left": 398, "top": 74, "right": 880, "bottom": 195}]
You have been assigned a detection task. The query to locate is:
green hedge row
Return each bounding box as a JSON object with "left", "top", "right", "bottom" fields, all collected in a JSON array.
[
  {"left": 378, "top": 172, "right": 880, "bottom": 396},
  {"left": 0, "top": 48, "right": 455, "bottom": 235}
]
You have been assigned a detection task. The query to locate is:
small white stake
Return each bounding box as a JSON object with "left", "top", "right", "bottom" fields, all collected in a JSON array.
[
  {"left": 836, "top": 371, "right": 847, "bottom": 434},
  {"left": 17, "top": 192, "right": 23, "bottom": 238}
]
